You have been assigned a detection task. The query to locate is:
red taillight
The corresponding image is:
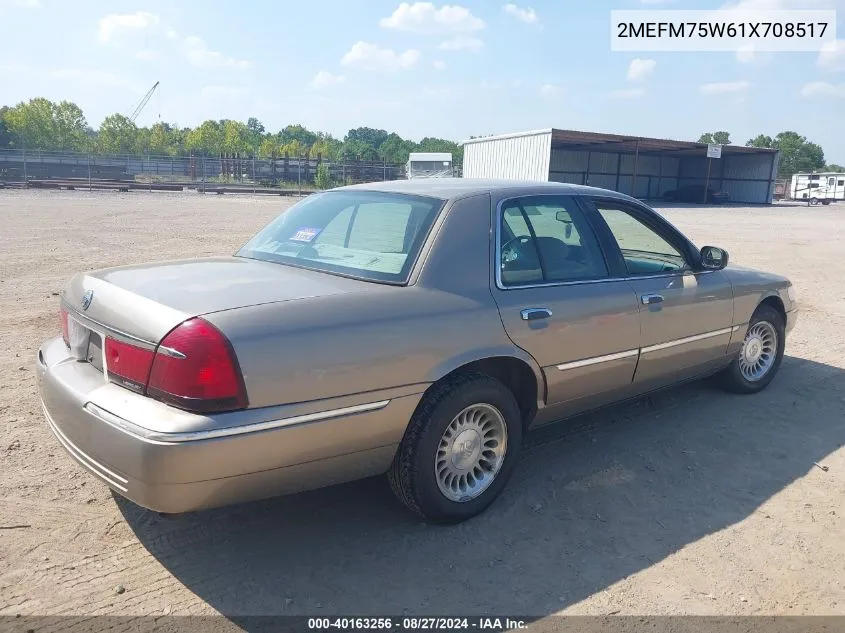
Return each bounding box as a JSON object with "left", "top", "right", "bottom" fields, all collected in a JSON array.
[
  {"left": 105, "top": 337, "right": 155, "bottom": 393},
  {"left": 146, "top": 318, "right": 247, "bottom": 413},
  {"left": 60, "top": 307, "right": 70, "bottom": 347}
]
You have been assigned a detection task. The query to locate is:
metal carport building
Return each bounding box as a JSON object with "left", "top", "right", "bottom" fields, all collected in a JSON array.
[{"left": 461, "top": 129, "right": 780, "bottom": 204}]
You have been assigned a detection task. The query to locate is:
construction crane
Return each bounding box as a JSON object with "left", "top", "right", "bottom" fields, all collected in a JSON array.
[{"left": 129, "top": 81, "right": 160, "bottom": 123}]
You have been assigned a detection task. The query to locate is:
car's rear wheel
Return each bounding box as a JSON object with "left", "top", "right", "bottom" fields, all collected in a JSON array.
[
  {"left": 388, "top": 372, "right": 522, "bottom": 524},
  {"left": 810, "top": 198, "right": 821, "bottom": 206},
  {"left": 719, "top": 305, "right": 785, "bottom": 394}
]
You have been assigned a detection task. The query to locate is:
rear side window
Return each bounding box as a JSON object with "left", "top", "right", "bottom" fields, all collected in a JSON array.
[
  {"left": 499, "top": 196, "right": 608, "bottom": 286},
  {"left": 238, "top": 191, "right": 443, "bottom": 283}
]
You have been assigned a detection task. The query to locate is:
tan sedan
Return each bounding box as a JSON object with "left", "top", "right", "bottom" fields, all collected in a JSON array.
[{"left": 37, "top": 180, "right": 797, "bottom": 523}]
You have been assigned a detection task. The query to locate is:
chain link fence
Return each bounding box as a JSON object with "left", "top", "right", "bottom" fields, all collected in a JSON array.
[{"left": 0, "top": 149, "right": 407, "bottom": 193}]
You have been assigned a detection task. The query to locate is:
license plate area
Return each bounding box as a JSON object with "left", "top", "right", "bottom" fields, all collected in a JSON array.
[
  {"left": 67, "top": 316, "right": 105, "bottom": 374},
  {"left": 67, "top": 316, "right": 90, "bottom": 360}
]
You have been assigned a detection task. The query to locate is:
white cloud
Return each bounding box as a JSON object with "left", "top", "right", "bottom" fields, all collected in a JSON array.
[
  {"left": 800, "top": 81, "right": 845, "bottom": 97},
  {"left": 184, "top": 36, "right": 251, "bottom": 70},
  {"left": 433, "top": 59, "right": 446, "bottom": 69},
  {"left": 610, "top": 88, "right": 646, "bottom": 99},
  {"left": 165, "top": 27, "right": 178, "bottom": 40},
  {"left": 439, "top": 36, "right": 484, "bottom": 51},
  {"left": 341, "top": 41, "right": 421, "bottom": 71},
  {"left": 540, "top": 84, "right": 561, "bottom": 98},
  {"left": 818, "top": 39, "right": 845, "bottom": 71},
  {"left": 502, "top": 4, "right": 538, "bottom": 24},
  {"left": 310, "top": 70, "right": 346, "bottom": 89},
  {"left": 134, "top": 49, "right": 159, "bottom": 61},
  {"left": 201, "top": 85, "right": 249, "bottom": 100},
  {"left": 721, "top": 0, "right": 843, "bottom": 8},
  {"left": 379, "top": 2, "right": 485, "bottom": 34},
  {"left": 1, "top": 0, "right": 40, "bottom": 8},
  {"left": 735, "top": 45, "right": 774, "bottom": 65},
  {"left": 49, "top": 68, "right": 143, "bottom": 93},
  {"left": 0, "top": 63, "right": 28, "bottom": 73},
  {"left": 98, "top": 12, "right": 159, "bottom": 43},
  {"left": 626, "top": 58, "right": 656, "bottom": 82},
  {"left": 700, "top": 80, "right": 751, "bottom": 94}
]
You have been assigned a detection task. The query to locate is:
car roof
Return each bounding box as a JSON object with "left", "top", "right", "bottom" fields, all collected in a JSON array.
[{"left": 336, "top": 178, "right": 636, "bottom": 203}]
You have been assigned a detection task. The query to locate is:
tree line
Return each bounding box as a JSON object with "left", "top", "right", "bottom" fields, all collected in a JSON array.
[
  {"left": 697, "top": 131, "right": 843, "bottom": 178},
  {"left": 0, "top": 97, "right": 463, "bottom": 165}
]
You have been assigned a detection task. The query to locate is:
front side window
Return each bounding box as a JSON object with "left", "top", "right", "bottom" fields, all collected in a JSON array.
[
  {"left": 238, "top": 191, "right": 444, "bottom": 283},
  {"left": 499, "top": 197, "right": 608, "bottom": 286},
  {"left": 593, "top": 202, "right": 688, "bottom": 275}
]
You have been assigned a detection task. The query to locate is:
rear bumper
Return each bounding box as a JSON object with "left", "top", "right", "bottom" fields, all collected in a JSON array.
[{"left": 36, "top": 337, "right": 422, "bottom": 513}]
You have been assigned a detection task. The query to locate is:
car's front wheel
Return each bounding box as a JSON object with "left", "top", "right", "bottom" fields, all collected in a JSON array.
[
  {"left": 388, "top": 372, "right": 522, "bottom": 524},
  {"left": 719, "top": 304, "right": 785, "bottom": 394}
]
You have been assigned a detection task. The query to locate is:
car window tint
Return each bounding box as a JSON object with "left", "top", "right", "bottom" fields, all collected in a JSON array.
[
  {"left": 499, "top": 197, "right": 608, "bottom": 286},
  {"left": 594, "top": 203, "right": 687, "bottom": 276},
  {"left": 238, "top": 191, "right": 443, "bottom": 283}
]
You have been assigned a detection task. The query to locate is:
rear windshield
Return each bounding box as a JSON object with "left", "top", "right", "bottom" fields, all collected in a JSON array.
[{"left": 237, "top": 190, "right": 445, "bottom": 283}]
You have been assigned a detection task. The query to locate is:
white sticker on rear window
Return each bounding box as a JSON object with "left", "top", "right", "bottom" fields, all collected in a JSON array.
[{"left": 291, "top": 227, "right": 321, "bottom": 243}]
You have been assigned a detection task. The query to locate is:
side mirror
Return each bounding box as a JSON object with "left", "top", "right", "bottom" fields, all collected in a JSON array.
[
  {"left": 555, "top": 211, "right": 573, "bottom": 239},
  {"left": 700, "top": 245, "right": 729, "bottom": 270}
]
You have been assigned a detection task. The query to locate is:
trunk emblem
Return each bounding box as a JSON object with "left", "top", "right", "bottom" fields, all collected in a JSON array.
[{"left": 81, "top": 290, "right": 94, "bottom": 311}]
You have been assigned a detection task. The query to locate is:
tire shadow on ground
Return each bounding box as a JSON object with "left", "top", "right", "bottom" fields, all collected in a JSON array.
[{"left": 117, "top": 355, "right": 845, "bottom": 621}]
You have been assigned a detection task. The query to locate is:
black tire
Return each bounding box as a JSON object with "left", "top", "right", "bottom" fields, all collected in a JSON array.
[
  {"left": 810, "top": 198, "right": 821, "bottom": 206},
  {"left": 822, "top": 200, "right": 831, "bottom": 206},
  {"left": 719, "top": 305, "right": 785, "bottom": 394},
  {"left": 388, "top": 372, "right": 522, "bottom": 524}
]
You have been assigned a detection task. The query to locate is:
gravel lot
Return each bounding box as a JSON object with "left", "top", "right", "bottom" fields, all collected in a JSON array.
[{"left": 1, "top": 190, "right": 843, "bottom": 618}]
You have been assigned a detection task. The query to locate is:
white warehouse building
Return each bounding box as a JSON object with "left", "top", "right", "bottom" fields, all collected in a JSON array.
[{"left": 461, "top": 129, "right": 780, "bottom": 204}]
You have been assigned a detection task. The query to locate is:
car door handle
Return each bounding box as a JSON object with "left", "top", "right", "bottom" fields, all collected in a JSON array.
[
  {"left": 521, "top": 308, "right": 553, "bottom": 321},
  {"left": 641, "top": 294, "right": 664, "bottom": 305}
]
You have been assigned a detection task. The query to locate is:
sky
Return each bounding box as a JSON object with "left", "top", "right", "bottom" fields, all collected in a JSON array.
[{"left": 1, "top": 0, "right": 844, "bottom": 162}]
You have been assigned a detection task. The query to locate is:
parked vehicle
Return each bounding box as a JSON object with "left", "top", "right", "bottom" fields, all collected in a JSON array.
[
  {"left": 790, "top": 172, "right": 844, "bottom": 205},
  {"left": 37, "top": 180, "right": 797, "bottom": 524},
  {"left": 663, "top": 184, "right": 731, "bottom": 204}
]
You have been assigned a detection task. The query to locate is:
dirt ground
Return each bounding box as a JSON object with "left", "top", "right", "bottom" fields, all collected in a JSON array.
[{"left": 1, "top": 190, "right": 843, "bottom": 618}]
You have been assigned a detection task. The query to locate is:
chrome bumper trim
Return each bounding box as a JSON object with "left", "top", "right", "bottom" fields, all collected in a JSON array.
[
  {"left": 84, "top": 399, "right": 392, "bottom": 444},
  {"left": 43, "top": 403, "right": 129, "bottom": 492}
]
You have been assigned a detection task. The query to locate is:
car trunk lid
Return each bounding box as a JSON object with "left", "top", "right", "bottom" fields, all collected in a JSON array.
[{"left": 62, "top": 256, "right": 371, "bottom": 345}]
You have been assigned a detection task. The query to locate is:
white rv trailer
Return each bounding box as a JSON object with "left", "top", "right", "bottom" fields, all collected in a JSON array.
[
  {"left": 407, "top": 152, "right": 453, "bottom": 179},
  {"left": 790, "top": 172, "right": 845, "bottom": 205}
]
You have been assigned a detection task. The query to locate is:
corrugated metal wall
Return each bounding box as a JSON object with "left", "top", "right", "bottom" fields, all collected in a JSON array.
[
  {"left": 549, "top": 148, "right": 679, "bottom": 199},
  {"left": 464, "top": 134, "right": 777, "bottom": 204},
  {"left": 463, "top": 131, "right": 552, "bottom": 180},
  {"left": 678, "top": 153, "right": 776, "bottom": 203}
]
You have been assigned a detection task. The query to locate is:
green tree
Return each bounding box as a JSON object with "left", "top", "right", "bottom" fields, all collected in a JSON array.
[
  {"left": 96, "top": 114, "right": 138, "bottom": 154},
  {"left": 185, "top": 120, "right": 224, "bottom": 155},
  {"left": 222, "top": 120, "right": 252, "bottom": 154},
  {"left": 345, "top": 127, "right": 389, "bottom": 151},
  {"left": 341, "top": 138, "right": 378, "bottom": 160},
  {"left": 378, "top": 132, "right": 416, "bottom": 164},
  {"left": 746, "top": 134, "right": 774, "bottom": 148},
  {"left": 416, "top": 137, "right": 463, "bottom": 164},
  {"left": 825, "top": 163, "right": 844, "bottom": 172},
  {"left": 281, "top": 138, "right": 305, "bottom": 157},
  {"left": 279, "top": 124, "right": 318, "bottom": 148},
  {"left": 310, "top": 134, "right": 342, "bottom": 160},
  {"left": 747, "top": 131, "right": 825, "bottom": 178},
  {"left": 698, "top": 131, "right": 731, "bottom": 145},
  {"left": 314, "top": 163, "right": 332, "bottom": 189},
  {"left": 147, "top": 122, "right": 182, "bottom": 156},
  {"left": 0, "top": 106, "right": 11, "bottom": 148},
  {"left": 5, "top": 97, "right": 88, "bottom": 150},
  {"left": 258, "top": 137, "right": 281, "bottom": 158}
]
